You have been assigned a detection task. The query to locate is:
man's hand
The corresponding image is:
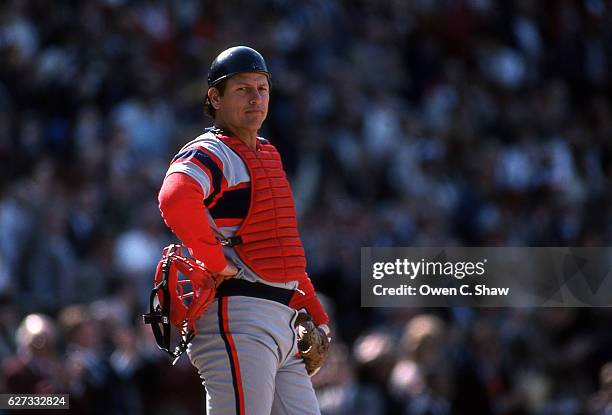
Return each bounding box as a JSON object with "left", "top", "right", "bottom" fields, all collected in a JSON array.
[{"left": 212, "top": 261, "right": 239, "bottom": 285}]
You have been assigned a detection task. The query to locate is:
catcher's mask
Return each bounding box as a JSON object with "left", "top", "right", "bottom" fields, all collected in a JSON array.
[{"left": 143, "top": 244, "right": 216, "bottom": 364}]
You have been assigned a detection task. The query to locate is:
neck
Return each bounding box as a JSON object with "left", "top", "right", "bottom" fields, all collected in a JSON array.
[{"left": 214, "top": 121, "right": 257, "bottom": 150}]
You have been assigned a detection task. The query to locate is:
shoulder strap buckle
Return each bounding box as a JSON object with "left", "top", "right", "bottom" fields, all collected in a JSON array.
[{"left": 219, "top": 236, "right": 243, "bottom": 247}]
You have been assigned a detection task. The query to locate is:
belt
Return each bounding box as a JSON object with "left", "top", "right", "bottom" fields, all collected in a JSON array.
[{"left": 215, "top": 278, "right": 294, "bottom": 306}]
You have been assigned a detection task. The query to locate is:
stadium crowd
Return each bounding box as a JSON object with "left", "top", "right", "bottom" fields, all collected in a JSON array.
[{"left": 1, "top": 0, "right": 611, "bottom": 414}]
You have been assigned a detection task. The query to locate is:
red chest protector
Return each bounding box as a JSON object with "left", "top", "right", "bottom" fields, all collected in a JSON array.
[{"left": 218, "top": 134, "right": 307, "bottom": 282}]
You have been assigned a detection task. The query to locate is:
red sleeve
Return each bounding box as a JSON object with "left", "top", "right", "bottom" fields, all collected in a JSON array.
[
  {"left": 158, "top": 172, "right": 227, "bottom": 273},
  {"left": 289, "top": 273, "right": 329, "bottom": 325}
]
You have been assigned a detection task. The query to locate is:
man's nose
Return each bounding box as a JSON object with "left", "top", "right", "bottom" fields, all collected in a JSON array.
[{"left": 248, "top": 89, "right": 263, "bottom": 104}]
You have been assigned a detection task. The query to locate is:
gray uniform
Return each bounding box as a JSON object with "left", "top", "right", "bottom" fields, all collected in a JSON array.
[{"left": 188, "top": 296, "right": 319, "bottom": 415}]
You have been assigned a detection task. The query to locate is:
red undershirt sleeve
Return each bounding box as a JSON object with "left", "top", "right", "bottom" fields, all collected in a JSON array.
[
  {"left": 289, "top": 273, "right": 329, "bottom": 325},
  {"left": 158, "top": 172, "right": 227, "bottom": 273}
]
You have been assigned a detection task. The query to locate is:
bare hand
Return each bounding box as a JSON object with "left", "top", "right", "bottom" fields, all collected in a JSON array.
[{"left": 214, "top": 261, "right": 239, "bottom": 280}]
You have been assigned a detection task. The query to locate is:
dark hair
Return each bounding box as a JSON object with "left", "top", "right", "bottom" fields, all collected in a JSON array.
[{"left": 204, "top": 80, "right": 227, "bottom": 119}]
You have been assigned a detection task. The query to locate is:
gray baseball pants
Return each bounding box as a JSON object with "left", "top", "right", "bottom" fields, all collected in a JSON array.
[{"left": 187, "top": 295, "right": 321, "bottom": 415}]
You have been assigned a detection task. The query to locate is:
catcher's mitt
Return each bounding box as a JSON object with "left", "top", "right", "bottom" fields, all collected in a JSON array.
[{"left": 295, "top": 312, "right": 331, "bottom": 376}]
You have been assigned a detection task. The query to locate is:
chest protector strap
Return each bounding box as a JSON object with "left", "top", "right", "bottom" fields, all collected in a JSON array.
[{"left": 218, "top": 134, "right": 307, "bottom": 282}]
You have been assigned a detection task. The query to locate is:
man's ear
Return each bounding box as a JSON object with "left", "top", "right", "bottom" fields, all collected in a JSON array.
[{"left": 208, "top": 88, "right": 222, "bottom": 110}]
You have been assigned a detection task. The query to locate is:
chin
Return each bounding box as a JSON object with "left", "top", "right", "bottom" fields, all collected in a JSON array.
[{"left": 244, "top": 118, "right": 266, "bottom": 130}]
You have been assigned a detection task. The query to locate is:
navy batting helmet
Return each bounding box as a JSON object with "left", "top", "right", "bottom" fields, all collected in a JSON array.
[{"left": 207, "top": 46, "right": 271, "bottom": 87}]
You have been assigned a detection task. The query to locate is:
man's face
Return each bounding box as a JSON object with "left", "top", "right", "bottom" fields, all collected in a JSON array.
[{"left": 209, "top": 72, "right": 270, "bottom": 133}]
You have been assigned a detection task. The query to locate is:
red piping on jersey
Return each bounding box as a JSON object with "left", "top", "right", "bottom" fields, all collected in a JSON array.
[{"left": 191, "top": 145, "right": 229, "bottom": 209}]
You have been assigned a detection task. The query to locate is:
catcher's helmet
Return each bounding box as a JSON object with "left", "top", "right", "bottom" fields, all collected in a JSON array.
[{"left": 207, "top": 46, "right": 271, "bottom": 87}]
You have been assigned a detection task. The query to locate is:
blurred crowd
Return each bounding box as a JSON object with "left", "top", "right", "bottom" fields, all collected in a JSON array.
[{"left": 1, "top": 0, "right": 611, "bottom": 414}]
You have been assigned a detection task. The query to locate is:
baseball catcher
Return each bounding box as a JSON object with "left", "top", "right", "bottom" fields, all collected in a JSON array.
[{"left": 149, "top": 46, "right": 331, "bottom": 414}]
